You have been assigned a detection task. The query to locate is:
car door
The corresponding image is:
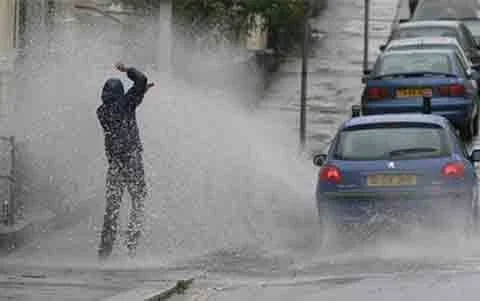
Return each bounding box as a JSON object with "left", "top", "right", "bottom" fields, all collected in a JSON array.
[
  {"left": 459, "top": 23, "right": 480, "bottom": 63},
  {"left": 446, "top": 122, "right": 477, "bottom": 179},
  {"left": 454, "top": 43, "right": 473, "bottom": 67},
  {"left": 453, "top": 53, "right": 479, "bottom": 103},
  {"left": 454, "top": 51, "right": 478, "bottom": 89}
]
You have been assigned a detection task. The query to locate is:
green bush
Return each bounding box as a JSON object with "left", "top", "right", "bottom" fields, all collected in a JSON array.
[
  {"left": 111, "top": 0, "right": 310, "bottom": 53},
  {"left": 174, "top": 0, "right": 309, "bottom": 53}
]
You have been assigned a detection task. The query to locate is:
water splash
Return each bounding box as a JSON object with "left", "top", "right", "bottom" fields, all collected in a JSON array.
[{"left": 3, "top": 7, "right": 319, "bottom": 268}]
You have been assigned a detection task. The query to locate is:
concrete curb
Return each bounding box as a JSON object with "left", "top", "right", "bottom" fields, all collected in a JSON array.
[
  {"left": 0, "top": 210, "right": 55, "bottom": 251},
  {"left": 103, "top": 278, "right": 194, "bottom": 301}
]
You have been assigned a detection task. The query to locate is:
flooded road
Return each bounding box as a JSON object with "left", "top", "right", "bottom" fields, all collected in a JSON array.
[{"left": 3, "top": 0, "right": 480, "bottom": 300}]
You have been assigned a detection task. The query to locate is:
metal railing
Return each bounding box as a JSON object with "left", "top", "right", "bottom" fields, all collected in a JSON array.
[{"left": 0, "top": 136, "right": 15, "bottom": 226}]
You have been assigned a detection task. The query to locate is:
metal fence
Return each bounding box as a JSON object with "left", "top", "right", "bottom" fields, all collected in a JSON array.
[{"left": 0, "top": 136, "right": 15, "bottom": 226}]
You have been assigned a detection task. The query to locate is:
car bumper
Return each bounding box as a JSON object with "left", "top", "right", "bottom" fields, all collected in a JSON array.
[{"left": 317, "top": 189, "right": 474, "bottom": 225}]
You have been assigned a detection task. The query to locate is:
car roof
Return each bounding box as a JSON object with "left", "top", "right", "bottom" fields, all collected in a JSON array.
[
  {"left": 387, "top": 37, "right": 460, "bottom": 47},
  {"left": 396, "top": 20, "right": 462, "bottom": 29},
  {"left": 343, "top": 114, "right": 450, "bottom": 129},
  {"left": 379, "top": 48, "right": 456, "bottom": 58}
]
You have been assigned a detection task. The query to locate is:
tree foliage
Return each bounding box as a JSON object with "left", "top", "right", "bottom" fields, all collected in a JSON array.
[
  {"left": 174, "top": 0, "right": 308, "bottom": 52},
  {"left": 112, "top": 0, "right": 309, "bottom": 52}
]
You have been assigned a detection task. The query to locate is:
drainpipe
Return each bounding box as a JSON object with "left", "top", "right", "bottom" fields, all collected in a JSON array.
[
  {"left": 363, "top": 0, "right": 370, "bottom": 74},
  {"left": 299, "top": 0, "right": 311, "bottom": 153}
]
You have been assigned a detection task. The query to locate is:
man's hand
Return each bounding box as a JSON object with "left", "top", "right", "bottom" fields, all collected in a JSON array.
[
  {"left": 115, "top": 62, "right": 128, "bottom": 72},
  {"left": 146, "top": 82, "right": 155, "bottom": 92}
]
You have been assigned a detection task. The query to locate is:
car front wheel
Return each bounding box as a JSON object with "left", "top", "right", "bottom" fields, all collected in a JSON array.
[
  {"left": 474, "top": 114, "right": 479, "bottom": 136},
  {"left": 471, "top": 192, "right": 479, "bottom": 236}
]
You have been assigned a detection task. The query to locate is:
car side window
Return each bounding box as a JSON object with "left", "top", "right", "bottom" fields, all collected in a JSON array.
[
  {"left": 460, "top": 24, "right": 476, "bottom": 49},
  {"left": 448, "top": 123, "right": 469, "bottom": 158},
  {"left": 455, "top": 51, "right": 469, "bottom": 72},
  {"left": 456, "top": 27, "right": 471, "bottom": 50},
  {"left": 454, "top": 53, "right": 469, "bottom": 77},
  {"left": 457, "top": 45, "right": 473, "bottom": 67}
]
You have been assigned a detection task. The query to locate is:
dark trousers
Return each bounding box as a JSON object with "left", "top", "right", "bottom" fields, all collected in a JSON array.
[
  {"left": 409, "top": 0, "right": 418, "bottom": 16},
  {"left": 98, "top": 151, "right": 146, "bottom": 258}
]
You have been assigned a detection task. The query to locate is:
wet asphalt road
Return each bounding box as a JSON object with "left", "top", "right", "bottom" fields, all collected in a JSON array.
[{"left": 5, "top": 0, "right": 480, "bottom": 300}]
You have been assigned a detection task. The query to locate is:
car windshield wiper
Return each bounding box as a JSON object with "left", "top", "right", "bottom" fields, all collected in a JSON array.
[
  {"left": 387, "top": 147, "right": 440, "bottom": 157},
  {"left": 374, "top": 72, "right": 457, "bottom": 79}
]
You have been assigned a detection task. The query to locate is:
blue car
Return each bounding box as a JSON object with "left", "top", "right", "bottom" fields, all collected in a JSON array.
[
  {"left": 314, "top": 113, "right": 480, "bottom": 243},
  {"left": 361, "top": 48, "right": 480, "bottom": 140}
]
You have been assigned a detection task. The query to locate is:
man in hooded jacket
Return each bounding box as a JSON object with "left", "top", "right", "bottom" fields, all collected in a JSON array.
[{"left": 97, "top": 63, "right": 153, "bottom": 259}]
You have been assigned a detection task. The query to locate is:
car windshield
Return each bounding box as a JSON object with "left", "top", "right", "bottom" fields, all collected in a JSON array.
[
  {"left": 333, "top": 124, "right": 451, "bottom": 161},
  {"left": 376, "top": 52, "right": 453, "bottom": 75},
  {"left": 392, "top": 27, "right": 458, "bottom": 40}
]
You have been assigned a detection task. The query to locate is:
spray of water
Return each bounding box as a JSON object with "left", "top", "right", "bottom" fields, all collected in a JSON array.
[{"left": 1, "top": 8, "right": 323, "bottom": 269}]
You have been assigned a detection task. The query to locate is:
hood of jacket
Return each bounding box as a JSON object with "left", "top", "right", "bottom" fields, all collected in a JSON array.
[{"left": 101, "top": 78, "right": 124, "bottom": 104}]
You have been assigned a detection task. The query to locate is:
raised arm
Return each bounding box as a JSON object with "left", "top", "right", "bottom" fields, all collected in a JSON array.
[{"left": 115, "top": 63, "right": 152, "bottom": 108}]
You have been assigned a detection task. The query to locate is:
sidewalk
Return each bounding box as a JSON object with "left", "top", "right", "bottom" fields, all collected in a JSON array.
[
  {"left": 0, "top": 204, "right": 90, "bottom": 252},
  {"left": 257, "top": 0, "right": 408, "bottom": 155},
  {"left": 0, "top": 208, "right": 55, "bottom": 251}
]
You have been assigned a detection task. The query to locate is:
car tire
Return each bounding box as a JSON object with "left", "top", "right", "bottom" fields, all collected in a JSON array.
[
  {"left": 474, "top": 114, "right": 479, "bottom": 136},
  {"left": 463, "top": 193, "right": 479, "bottom": 239},
  {"left": 318, "top": 208, "right": 348, "bottom": 252},
  {"left": 319, "top": 217, "right": 334, "bottom": 251},
  {"left": 318, "top": 211, "right": 359, "bottom": 252},
  {"left": 318, "top": 209, "right": 336, "bottom": 251},
  {"left": 471, "top": 192, "right": 479, "bottom": 236}
]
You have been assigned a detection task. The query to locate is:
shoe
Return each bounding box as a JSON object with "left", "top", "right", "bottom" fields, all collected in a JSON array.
[
  {"left": 98, "top": 244, "right": 113, "bottom": 261},
  {"left": 127, "top": 245, "right": 136, "bottom": 258},
  {"left": 125, "top": 229, "right": 141, "bottom": 258}
]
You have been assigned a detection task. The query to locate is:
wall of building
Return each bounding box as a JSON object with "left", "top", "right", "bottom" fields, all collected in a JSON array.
[{"left": 0, "top": 0, "right": 19, "bottom": 125}]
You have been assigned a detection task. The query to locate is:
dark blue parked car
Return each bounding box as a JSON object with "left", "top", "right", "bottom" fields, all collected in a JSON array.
[
  {"left": 314, "top": 113, "right": 480, "bottom": 246},
  {"left": 361, "top": 48, "right": 480, "bottom": 140}
]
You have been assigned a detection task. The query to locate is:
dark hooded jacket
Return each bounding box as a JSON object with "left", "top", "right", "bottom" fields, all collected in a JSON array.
[{"left": 97, "top": 68, "right": 148, "bottom": 161}]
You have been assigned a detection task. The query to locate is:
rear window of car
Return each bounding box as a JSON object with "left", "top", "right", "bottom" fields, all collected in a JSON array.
[
  {"left": 393, "top": 27, "right": 458, "bottom": 40},
  {"left": 377, "top": 52, "right": 453, "bottom": 75},
  {"left": 333, "top": 124, "right": 452, "bottom": 161}
]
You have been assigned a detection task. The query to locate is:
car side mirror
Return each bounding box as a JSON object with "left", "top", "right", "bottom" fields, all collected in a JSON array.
[
  {"left": 467, "top": 69, "right": 480, "bottom": 80},
  {"left": 351, "top": 104, "right": 361, "bottom": 117},
  {"left": 379, "top": 44, "right": 386, "bottom": 51},
  {"left": 361, "top": 69, "right": 371, "bottom": 83},
  {"left": 313, "top": 154, "right": 327, "bottom": 167}
]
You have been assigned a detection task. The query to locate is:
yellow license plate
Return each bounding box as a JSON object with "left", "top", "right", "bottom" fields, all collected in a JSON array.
[
  {"left": 367, "top": 174, "right": 417, "bottom": 187},
  {"left": 396, "top": 88, "right": 430, "bottom": 98}
]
